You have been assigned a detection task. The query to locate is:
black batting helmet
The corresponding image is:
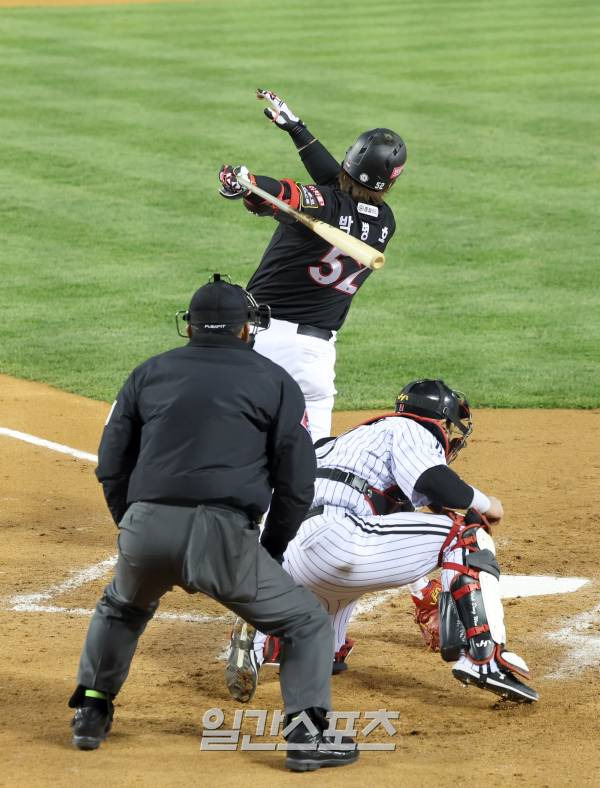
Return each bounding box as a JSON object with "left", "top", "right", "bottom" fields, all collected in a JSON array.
[
  {"left": 342, "top": 128, "right": 407, "bottom": 192},
  {"left": 395, "top": 379, "right": 472, "bottom": 462}
]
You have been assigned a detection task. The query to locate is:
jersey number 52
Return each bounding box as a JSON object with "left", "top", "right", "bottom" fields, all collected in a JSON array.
[{"left": 308, "top": 247, "right": 367, "bottom": 295}]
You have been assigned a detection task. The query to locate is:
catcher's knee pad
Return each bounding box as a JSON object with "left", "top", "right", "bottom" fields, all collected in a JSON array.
[{"left": 441, "top": 515, "right": 506, "bottom": 664}]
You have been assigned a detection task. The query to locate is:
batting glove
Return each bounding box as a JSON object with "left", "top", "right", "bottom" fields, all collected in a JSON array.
[
  {"left": 218, "top": 164, "right": 251, "bottom": 199},
  {"left": 256, "top": 88, "right": 304, "bottom": 132}
]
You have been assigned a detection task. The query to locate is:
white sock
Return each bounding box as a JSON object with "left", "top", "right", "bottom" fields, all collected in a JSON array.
[
  {"left": 253, "top": 631, "right": 267, "bottom": 667},
  {"left": 408, "top": 577, "right": 429, "bottom": 599}
]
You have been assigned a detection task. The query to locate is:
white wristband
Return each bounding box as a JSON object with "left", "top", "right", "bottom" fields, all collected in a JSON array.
[{"left": 470, "top": 487, "right": 491, "bottom": 513}]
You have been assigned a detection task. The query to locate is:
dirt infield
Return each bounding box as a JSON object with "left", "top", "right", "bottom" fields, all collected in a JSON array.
[{"left": 1, "top": 373, "right": 600, "bottom": 787}]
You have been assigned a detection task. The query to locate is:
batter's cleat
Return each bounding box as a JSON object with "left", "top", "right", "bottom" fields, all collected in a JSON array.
[
  {"left": 71, "top": 705, "right": 113, "bottom": 750},
  {"left": 285, "top": 719, "right": 359, "bottom": 772},
  {"left": 332, "top": 638, "right": 355, "bottom": 674},
  {"left": 452, "top": 651, "right": 539, "bottom": 703},
  {"left": 225, "top": 618, "right": 259, "bottom": 703}
]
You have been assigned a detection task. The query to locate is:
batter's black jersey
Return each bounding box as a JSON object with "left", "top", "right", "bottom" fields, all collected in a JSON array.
[{"left": 247, "top": 183, "right": 395, "bottom": 331}]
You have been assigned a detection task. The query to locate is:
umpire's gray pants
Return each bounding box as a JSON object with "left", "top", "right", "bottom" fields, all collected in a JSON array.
[{"left": 76, "top": 502, "right": 333, "bottom": 715}]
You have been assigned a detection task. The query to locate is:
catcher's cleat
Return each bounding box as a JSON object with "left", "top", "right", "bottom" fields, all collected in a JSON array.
[
  {"left": 332, "top": 638, "right": 355, "bottom": 674},
  {"left": 225, "top": 618, "right": 259, "bottom": 703},
  {"left": 285, "top": 720, "right": 359, "bottom": 772},
  {"left": 411, "top": 578, "right": 441, "bottom": 651},
  {"left": 452, "top": 651, "right": 539, "bottom": 703},
  {"left": 71, "top": 705, "right": 113, "bottom": 750}
]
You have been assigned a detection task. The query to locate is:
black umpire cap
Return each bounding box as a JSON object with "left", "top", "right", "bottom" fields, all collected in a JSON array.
[{"left": 187, "top": 274, "right": 250, "bottom": 331}]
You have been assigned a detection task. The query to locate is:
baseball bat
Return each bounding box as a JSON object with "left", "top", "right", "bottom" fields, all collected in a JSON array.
[{"left": 237, "top": 174, "right": 385, "bottom": 270}]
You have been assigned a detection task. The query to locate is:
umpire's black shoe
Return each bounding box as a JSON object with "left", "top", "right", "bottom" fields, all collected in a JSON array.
[
  {"left": 284, "top": 723, "right": 359, "bottom": 772},
  {"left": 71, "top": 705, "right": 113, "bottom": 750}
]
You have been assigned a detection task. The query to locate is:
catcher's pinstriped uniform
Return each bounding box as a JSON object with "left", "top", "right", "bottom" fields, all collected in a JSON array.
[
  {"left": 281, "top": 414, "right": 487, "bottom": 653},
  {"left": 244, "top": 381, "right": 539, "bottom": 704}
]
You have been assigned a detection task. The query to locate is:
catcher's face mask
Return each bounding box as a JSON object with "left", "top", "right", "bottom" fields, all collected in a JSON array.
[{"left": 445, "top": 395, "right": 472, "bottom": 464}]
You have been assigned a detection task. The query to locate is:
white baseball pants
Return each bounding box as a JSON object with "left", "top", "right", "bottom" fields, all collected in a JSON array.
[
  {"left": 281, "top": 506, "right": 462, "bottom": 653},
  {"left": 253, "top": 318, "right": 337, "bottom": 443}
]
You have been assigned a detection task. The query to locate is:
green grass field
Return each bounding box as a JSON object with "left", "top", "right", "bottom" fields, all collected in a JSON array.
[{"left": 1, "top": 0, "right": 598, "bottom": 408}]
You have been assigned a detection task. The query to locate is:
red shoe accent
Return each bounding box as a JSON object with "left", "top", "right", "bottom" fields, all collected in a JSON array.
[
  {"left": 412, "top": 579, "right": 442, "bottom": 652},
  {"left": 263, "top": 635, "right": 282, "bottom": 665},
  {"left": 334, "top": 637, "right": 355, "bottom": 664}
]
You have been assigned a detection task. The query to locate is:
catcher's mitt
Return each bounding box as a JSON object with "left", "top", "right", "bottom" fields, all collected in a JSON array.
[{"left": 411, "top": 579, "right": 441, "bottom": 651}]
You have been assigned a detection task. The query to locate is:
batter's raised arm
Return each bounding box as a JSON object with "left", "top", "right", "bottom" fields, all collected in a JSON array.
[{"left": 256, "top": 88, "right": 341, "bottom": 185}]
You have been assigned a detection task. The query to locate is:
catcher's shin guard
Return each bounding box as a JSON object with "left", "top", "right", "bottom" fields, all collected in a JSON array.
[
  {"left": 439, "top": 511, "right": 538, "bottom": 702},
  {"left": 440, "top": 510, "right": 505, "bottom": 664}
]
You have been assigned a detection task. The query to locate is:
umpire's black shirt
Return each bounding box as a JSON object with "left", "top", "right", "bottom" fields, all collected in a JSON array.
[{"left": 96, "top": 333, "right": 316, "bottom": 558}]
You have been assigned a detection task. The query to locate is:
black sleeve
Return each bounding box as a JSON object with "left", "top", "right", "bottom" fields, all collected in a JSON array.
[
  {"left": 413, "top": 464, "right": 474, "bottom": 510},
  {"left": 261, "top": 375, "right": 316, "bottom": 560},
  {"left": 285, "top": 123, "right": 341, "bottom": 185},
  {"left": 95, "top": 371, "right": 142, "bottom": 525},
  {"left": 298, "top": 136, "right": 341, "bottom": 186}
]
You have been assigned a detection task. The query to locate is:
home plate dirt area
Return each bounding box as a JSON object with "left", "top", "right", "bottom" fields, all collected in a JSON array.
[{"left": 1, "top": 373, "right": 599, "bottom": 787}]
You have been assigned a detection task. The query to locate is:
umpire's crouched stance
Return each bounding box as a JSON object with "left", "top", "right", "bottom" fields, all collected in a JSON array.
[{"left": 69, "top": 274, "right": 358, "bottom": 771}]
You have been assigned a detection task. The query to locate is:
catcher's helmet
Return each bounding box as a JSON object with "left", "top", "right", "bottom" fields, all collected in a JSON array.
[
  {"left": 176, "top": 273, "right": 270, "bottom": 338},
  {"left": 395, "top": 379, "right": 472, "bottom": 462},
  {"left": 342, "top": 128, "right": 407, "bottom": 192}
]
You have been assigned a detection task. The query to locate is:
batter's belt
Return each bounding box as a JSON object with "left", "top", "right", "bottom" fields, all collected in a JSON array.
[{"left": 296, "top": 324, "right": 333, "bottom": 341}]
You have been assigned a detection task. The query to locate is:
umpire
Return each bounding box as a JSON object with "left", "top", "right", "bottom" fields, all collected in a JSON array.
[{"left": 69, "top": 274, "right": 357, "bottom": 772}]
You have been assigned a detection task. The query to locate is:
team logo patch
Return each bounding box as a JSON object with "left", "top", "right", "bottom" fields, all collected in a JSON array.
[
  {"left": 357, "top": 202, "right": 379, "bottom": 218},
  {"left": 300, "top": 185, "right": 318, "bottom": 208},
  {"left": 359, "top": 172, "right": 369, "bottom": 183},
  {"left": 307, "top": 185, "right": 324, "bottom": 206},
  {"left": 301, "top": 409, "right": 311, "bottom": 435},
  {"left": 391, "top": 165, "right": 405, "bottom": 179}
]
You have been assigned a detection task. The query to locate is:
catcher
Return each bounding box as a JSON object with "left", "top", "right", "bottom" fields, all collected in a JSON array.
[{"left": 226, "top": 380, "right": 539, "bottom": 705}]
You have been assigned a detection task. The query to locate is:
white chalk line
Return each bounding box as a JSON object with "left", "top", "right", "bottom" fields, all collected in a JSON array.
[
  {"left": 545, "top": 601, "right": 600, "bottom": 679},
  {"left": 7, "top": 555, "right": 118, "bottom": 606},
  {"left": 2, "top": 553, "right": 228, "bottom": 625},
  {"left": 0, "top": 427, "right": 98, "bottom": 463},
  {"left": 350, "top": 576, "right": 589, "bottom": 616},
  {"left": 7, "top": 602, "right": 227, "bottom": 625},
  {"left": 0, "top": 429, "right": 225, "bottom": 624},
  {"left": 2, "top": 424, "right": 598, "bottom": 675}
]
